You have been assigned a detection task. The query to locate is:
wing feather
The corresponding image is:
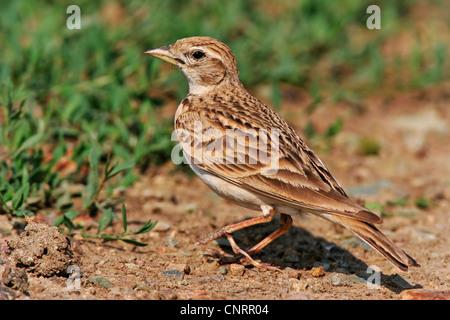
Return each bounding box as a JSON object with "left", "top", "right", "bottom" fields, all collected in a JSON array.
[{"left": 175, "top": 96, "right": 381, "bottom": 224}]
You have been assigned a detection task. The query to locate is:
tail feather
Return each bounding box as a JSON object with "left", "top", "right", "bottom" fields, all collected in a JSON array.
[{"left": 324, "top": 214, "right": 419, "bottom": 271}]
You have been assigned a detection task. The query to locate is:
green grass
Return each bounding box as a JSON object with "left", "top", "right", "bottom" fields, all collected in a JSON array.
[{"left": 0, "top": 0, "right": 448, "bottom": 236}]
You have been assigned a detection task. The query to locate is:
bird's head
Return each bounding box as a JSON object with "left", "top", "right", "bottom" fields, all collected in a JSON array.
[{"left": 146, "top": 36, "right": 242, "bottom": 94}]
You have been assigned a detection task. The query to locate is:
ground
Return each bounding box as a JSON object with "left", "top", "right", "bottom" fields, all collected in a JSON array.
[{"left": 0, "top": 83, "right": 449, "bottom": 300}]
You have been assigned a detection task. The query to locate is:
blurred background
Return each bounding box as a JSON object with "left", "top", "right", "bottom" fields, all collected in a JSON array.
[{"left": 0, "top": 0, "right": 449, "bottom": 226}]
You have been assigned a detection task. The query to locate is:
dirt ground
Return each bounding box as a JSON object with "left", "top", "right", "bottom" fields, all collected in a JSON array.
[{"left": 0, "top": 83, "right": 449, "bottom": 301}]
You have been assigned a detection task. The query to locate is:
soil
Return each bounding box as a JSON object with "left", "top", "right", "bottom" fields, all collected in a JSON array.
[{"left": 0, "top": 83, "right": 449, "bottom": 301}]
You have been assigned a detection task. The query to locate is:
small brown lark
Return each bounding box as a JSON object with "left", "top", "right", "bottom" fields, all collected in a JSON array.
[{"left": 146, "top": 36, "right": 419, "bottom": 271}]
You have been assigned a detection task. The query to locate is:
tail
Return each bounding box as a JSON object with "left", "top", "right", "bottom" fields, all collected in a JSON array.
[{"left": 324, "top": 214, "right": 419, "bottom": 271}]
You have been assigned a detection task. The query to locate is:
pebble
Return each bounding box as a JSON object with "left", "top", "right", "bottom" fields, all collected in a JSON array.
[
  {"left": 311, "top": 266, "right": 325, "bottom": 277},
  {"left": 87, "top": 275, "right": 112, "bottom": 289},
  {"left": 162, "top": 270, "right": 184, "bottom": 281},
  {"left": 153, "top": 221, "right": 171, "bottom": 232},
  {"left": 327, "top": 273, "right": 346, "bottom": 287},
  {"left": 229, "top": 264, "right": 245, "bottom": 276},
  {"left": 401, "top": 290, "right": 450, "bottom": 300},
  {"left": 289, "top": 278, "right": 307, "bottom": 292},
  {"left": 313, "top": 262, "right": 331, "bottom": 271},
  {"left": 181, "top": 280, "right": 189, "bottom": 286},
  {"left": 218, "top": 266, "right": 228, "bottom": 275}
]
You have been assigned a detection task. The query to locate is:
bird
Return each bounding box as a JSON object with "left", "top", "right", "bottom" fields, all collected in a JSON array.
[{"left": 145, "top": 36, "right": 419, "bottom": 271}]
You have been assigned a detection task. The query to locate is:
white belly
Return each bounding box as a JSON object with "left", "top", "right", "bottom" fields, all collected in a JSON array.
[{"left": 187, "top": 161, "right": 265, "bottom": 211}]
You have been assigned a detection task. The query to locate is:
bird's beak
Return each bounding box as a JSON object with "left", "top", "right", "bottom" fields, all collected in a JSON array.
[{"left": 145, "top": 46, "right": 178, "bottom": 65}]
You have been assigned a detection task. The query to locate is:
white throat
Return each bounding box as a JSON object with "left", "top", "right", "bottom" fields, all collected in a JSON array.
[{"left": 188, "top": 82, "right": 214, "bottom": 95}]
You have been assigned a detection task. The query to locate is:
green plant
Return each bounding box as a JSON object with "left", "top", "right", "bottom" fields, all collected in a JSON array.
[
  {"left": 365, "top": 202, "right": 391, "bottom": 218},
  {"left": 415, "top": 196, "right": 431, "bottom": 210},
  {"left": 82, "top": 148, "right": 135, "bottom": 212},
  {"left": 55, "top": 204, "right": 157, "bottom": 246},
  {"left": 358, "top": 136, "right": 381, "bottom": 156}
]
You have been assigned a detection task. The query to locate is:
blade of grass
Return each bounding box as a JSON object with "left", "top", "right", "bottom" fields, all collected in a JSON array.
[
  {"left": 97, "top": 208, "right": 113, "bottom": 235},
  {"left": 121, "top": 203, "right": 127, "bottom": 232},
  {"left": 133, "top": 219, "right": 158, "bottom": 234}
]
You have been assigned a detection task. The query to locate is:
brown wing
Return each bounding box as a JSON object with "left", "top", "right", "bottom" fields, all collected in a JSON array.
[{"left": 175, "top": 95, "right": 381, "bottom": 224}]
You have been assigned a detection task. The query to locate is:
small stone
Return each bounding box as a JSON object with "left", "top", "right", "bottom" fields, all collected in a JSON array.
[
  {"left": 162, "top": 270, "right": 184, "bottom": 281},
  {"left": 87, "top": 275, "right": 112, "bottom": 289},
  {"left": 311, "top": 266, "right": 325, "bottom": 277},
  {"left": 229, "top": 264, "right": 245, "bottom": 276},
  {"left": 328, "top": 273, "right": 345, "bottom": 286},
  {"left": 181, "top": 280, "right": 189, "bottom": 286},
  {"left": 313, "top": 262, "right": 331, "bottom": 271},
  {"left": 218, "top": 266, "right": 228, "bottom": 275},
  {"left": 289, "top": 278, "right": 307, "bottom": 292},
  {"left": 401, "top": 290, "right": 450, "bottom": 300},
  {"left": 153, "top": 221, "right": 171, "bottom": 232}
]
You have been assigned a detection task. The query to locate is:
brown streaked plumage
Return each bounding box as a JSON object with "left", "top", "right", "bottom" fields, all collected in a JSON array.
[{"left": 145, "top": 36, "right": 419, "bottom": 271}]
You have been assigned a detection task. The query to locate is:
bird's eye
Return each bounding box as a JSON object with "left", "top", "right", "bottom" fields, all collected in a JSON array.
[{"left": 192, "top": 51, "right": 206, "bottom": 60}]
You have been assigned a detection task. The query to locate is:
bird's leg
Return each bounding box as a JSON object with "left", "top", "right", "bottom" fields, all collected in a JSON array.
[
  {"left": 247, "top": 213, "right": 293, "bottom": 256},
  {"left": 196, "top": 206, "right": 277, "bottom": 245},
  {"left": 197, "top": 207, "right": 291, "bottom": 271}
]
